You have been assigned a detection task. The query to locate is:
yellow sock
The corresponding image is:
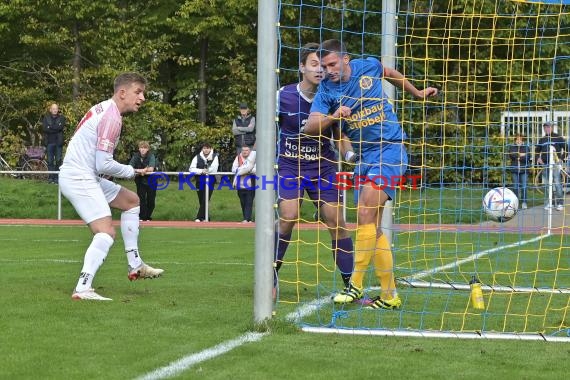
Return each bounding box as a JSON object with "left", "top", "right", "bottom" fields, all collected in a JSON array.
[
  {"left": 351, "top": 223, "right": 377, "bottom": 289},
  {"left": 374, "top": 234, "right": 397, "bottom": 299}
]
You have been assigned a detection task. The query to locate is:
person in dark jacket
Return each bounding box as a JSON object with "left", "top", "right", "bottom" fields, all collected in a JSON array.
[
  {"left": 189, "top": 142, "right": 219, "bottom": 222},
  {"left": 129, "top": 141, "right": 157, "bottom": 221},
  {"left": 535, "top": 122, "right": 566, "bottom": 210},
  {"left": 508, "top": 134, "right": 530, "bottom": 209},
  {"left": 232, "top": 103, "right": 256, "bottom": 154},
  {"left": 42, "top": 103, "right": 65, "bottom": 183}
]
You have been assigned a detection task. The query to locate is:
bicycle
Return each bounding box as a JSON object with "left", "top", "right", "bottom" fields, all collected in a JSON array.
[
  {"left": 0, "top": 153, "right": 19, "bottom": 177},
  {"left": 0, "top": 146, "right": 49, "bottom": 180},
  {"left": 532, "top": 164, "right": 570, "bottom": 195}
]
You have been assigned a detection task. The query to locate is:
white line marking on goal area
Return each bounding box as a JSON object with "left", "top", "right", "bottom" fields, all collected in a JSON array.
[
  {"left": 404, "top": 234, "right": 547, "bottom": 281},
  {"left": 290, "top": 234, "right": 550, "bottom": 328},
  {"left": 135, "top": 331, "right": 268, "bottom": 380}
]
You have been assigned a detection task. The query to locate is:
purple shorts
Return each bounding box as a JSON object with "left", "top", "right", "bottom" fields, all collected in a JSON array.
[{"left": 277, "top": 163, "right": 342, "bottom": 204}]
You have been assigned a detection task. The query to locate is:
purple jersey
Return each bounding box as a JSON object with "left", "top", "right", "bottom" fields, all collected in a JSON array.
[{"left": 277, "top": 83, "right": 337, "bottom": 172}]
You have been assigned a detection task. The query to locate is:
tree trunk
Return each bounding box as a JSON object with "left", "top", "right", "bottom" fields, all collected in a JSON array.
[
  {"left": 198, "top": 38, "right": 208, "bottom": 124},
  {"left": 72, "top": 21, "right": 81, "bottom": 102}
]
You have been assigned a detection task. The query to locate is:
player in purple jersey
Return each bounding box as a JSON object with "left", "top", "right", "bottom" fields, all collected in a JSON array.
[
  {"left": 274, "top": 43, "right": 354, "bottom": 299},
  {"left": 306, "top": 39, "right": 438, "bottom": 309}
]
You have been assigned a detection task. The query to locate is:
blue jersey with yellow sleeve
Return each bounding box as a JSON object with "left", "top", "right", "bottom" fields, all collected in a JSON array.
[{"left": 311, "top": 57, "right": 404, "bottom": 153}]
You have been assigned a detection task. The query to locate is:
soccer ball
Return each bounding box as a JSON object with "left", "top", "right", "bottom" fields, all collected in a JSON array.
[{"left": 483, "top": 187, "right": 519, "bottom": 222}]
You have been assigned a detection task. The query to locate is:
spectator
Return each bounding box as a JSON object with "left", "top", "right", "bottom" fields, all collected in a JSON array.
[
  {"left": 189, "top": 142, "right": 219, "bottom": 222},
  {"left": 42, "top": 102, "right": 65, "bottom": 184},
  {"left": 129, "top": 141, "right": 157, "bottom": 221},
  {"left": 232, "top": 103, "right": 255, "bottom": 154},
  {"left": 231, "top": 145, "right": 256, "bottom": 222},
  {"left": 508, "top": 134, "right": 530, "bottom": 210},
  {"left": 535, "top": 122, "right": 566, "bottom": 211}
]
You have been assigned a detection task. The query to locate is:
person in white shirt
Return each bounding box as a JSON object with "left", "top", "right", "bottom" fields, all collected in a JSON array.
[
  {"left": 189, "top": 142, "right": 220, "bottom": 222},
  {"left": 231, "top": 145, "right": 256, "bottom": 222},
  {"left": 59, "top": 72, "right": 164, "bottom": 301}
]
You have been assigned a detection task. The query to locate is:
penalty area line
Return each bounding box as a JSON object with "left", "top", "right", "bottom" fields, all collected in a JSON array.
[{"left": 134, "top": 331, "right": 268, "bottom": 380}]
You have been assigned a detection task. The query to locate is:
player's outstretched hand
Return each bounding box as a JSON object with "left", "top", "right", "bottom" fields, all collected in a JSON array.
[{"left": 419, "top": 87, "right": 439, "bottom": 98}]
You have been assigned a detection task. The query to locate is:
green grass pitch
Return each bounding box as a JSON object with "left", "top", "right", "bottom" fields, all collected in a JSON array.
[{"left": 1, "top": 225, "right": 569, "bottom": 379}]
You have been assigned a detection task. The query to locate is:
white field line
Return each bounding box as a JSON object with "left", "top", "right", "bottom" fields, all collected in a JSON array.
[
  {"left": 283, "top": 236, "right": 550, "bottom": 328},
  {"left": 134, "top": 332, "right": 268, "bottom": 380},
  {"left": 5, "top": 232, "right": 549, "bottom": 378},
  {"left": 292, "top": 234, "right": 550, "bottom": 335},
  {"left": 0, "top": 237, "right": 238, "bottom": 245},
  {"left": 0, "top": 254, "right": 260, "bottom": 379},
  {"left": 285, "top": 296, "right": 333, "bottom": 323},
  {"left": 0, "top": 238, "right": 82, "bottom": 242},
  {"left": 403, "top": 234, "right": 547, "bottom": 281},
  {"left": 0, "top": 258, "right": 253, "bottom": 267}
]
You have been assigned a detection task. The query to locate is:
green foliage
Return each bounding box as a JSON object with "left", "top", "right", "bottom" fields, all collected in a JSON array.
[
  {"left": 0, "top": 125, "right": 28, "bottom": 166},
  {"left": 1, "top": 1, "right": 567, "bottom": 185},
  {"left": 408, "top": 121, "right": 510, "bottom": 186},
  {"left": 0, "top": 0, "right": 257, "bottom": 160}
]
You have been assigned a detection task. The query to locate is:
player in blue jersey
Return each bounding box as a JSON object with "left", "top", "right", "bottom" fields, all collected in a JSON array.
[
  {"left": 306, "top": 39, "right": 438, "bottom": 309},
  {"left": 275, "top": 42, "right": 354, "bottom": 299}
]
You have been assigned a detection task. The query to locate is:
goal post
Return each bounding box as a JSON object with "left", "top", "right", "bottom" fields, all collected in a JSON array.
[
  {"left": 270, "top": 0, "right": 570, "bottom": 340},
  {"left": 253, "top": 0, "right": 277, "bottom": 324}
]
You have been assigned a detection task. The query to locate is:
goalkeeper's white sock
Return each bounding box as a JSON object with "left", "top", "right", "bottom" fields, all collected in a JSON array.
[
  {"left": 121, "top": 206, "right": 143, "bottom": 269},
  {"left": 75, "top": 233, "right": 114, "bottom": 292}
]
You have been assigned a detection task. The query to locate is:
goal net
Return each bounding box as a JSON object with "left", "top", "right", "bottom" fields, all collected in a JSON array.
[{"left": 275, "top": 0, "right": 570, "bottom": 341}]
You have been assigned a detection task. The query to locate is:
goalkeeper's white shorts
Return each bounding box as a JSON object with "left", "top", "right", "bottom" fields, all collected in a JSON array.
[{"left": 59, "top": 175, "right": 121, "bottom": 224}]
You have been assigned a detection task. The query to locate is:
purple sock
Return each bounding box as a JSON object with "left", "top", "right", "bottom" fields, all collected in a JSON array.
[
  {"left": 274, "top": 231, "right": 292, "bottom": 286},
  {"left": 332, "top": 237, "right": 354, "bottom": 287}
]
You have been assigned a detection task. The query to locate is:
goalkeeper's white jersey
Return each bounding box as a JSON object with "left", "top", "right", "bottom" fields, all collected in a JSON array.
[{"left": 60, "top": 99, "right": 122, "bottom": 179}]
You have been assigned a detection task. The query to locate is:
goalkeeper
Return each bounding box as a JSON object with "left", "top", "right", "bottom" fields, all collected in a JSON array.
[
  {"left": 305, "top": 39, "right": 438, "bottom": 309},
  {"left": 60, "top": 73, "right": 164, "bottom": 301},
  {"left": 274, "top": 42, "right": 354, "bottom": 298}
]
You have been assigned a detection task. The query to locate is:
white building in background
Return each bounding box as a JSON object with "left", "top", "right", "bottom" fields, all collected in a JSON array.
[{"left": 501, "top": 110, "right": 570, "bottom": 152}]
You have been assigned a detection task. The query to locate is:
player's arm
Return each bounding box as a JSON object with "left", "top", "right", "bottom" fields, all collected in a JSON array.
[
  {"left": 304, "top": 87, "right": 352, "bottom": 135},
  {"left": 338, "top": 132, "right": 358, "bottom": 163},
  {"left": 331, "top": 125, "right": 351, "bottom": 159},
  {"left": 95, "top": 150, "right": 137, "bottom": 178},
  {"left": 95, "top": 114, "right": 138, "bottom": 178},
  {"left": 383, "top": 67, "right": 438, "bottom": 99},
  {"left": 305, "top": 107, "right": 352, "bottom": 136}
]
